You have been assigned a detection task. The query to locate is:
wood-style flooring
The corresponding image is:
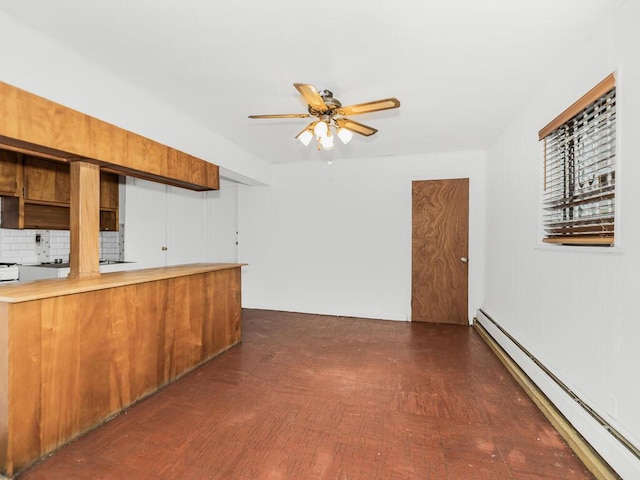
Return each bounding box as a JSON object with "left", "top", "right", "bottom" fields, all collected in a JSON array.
[{"left": 17, "top": 309, "right": 593, "bottom": 479}]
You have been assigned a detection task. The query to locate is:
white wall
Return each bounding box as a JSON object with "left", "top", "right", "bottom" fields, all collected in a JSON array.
[
  {"left": 0, "top": 12, "right": 271, "bottom": 187},
  {"left": 205, "top": 180, "right": 239, "bottom": 263},
  {"left": 238, "top": 151, "right": 486, "bottom": 322},
  {"left": 482, "top": 1, "right": 640, "bottom": 476},
  {"left": 0, "top": 12, "right": 253, "bottom": 271}
]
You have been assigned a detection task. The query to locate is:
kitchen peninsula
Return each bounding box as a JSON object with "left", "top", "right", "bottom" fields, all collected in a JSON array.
[
  {"left": 0, "top": 81, "right": 243, "bottom": 477},
  {"left": 0, "top": 263, "right": 242, "bottom": 477}
]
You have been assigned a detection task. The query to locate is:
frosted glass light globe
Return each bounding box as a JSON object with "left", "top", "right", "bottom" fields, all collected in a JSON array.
[
  {"left": 314, "top": 121, "right": 328, "bottom": 138},
  {"left": 321, "top": 134, "right": 334, "bottom": 150},
  {"left": 297, "top": 129, "right": 313, "bottom": 146},
  {"left": 337, "top": 127, "right": 353, "bottom": 144}
]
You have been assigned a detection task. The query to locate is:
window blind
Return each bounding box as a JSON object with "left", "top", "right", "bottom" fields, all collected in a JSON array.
[{"left": 539, "top": 75, "right": 616, "bottom": 245}]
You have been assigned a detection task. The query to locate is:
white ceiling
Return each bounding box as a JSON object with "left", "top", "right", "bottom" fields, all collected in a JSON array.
[{"left": 0, "top": 0, "right": 625, "bottom": 164}]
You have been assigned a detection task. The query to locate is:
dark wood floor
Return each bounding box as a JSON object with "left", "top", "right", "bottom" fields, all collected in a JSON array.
[{"left": 17, "top": 309, "right": 593, "bottom": 479}]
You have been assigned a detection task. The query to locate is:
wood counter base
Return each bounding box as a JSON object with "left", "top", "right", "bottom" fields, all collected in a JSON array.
[{"left": 0, "top": 263, "right": 244, "bottom": 477}]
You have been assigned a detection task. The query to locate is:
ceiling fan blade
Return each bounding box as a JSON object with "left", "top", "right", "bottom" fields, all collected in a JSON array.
[
  {"left": 248, "top": 113, "right": 311, "bottom": 119},
  {"left": 293, "top": 83, "right": 328, "bottom": 113},
  {"left": 334, "top": 118, "right": 378, "bottom": 137},
  {"left": 336, "top": 98, "right": 400, "bottom": 116}
]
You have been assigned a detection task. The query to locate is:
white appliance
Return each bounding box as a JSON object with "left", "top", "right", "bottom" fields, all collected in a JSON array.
[{"left": 0, "top": 263, "right": 20, "bottom": 283}]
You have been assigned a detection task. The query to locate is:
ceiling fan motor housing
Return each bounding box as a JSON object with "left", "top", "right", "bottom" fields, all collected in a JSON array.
[{"left": 308, "top": 89, "right": 342, "bottom": 116}]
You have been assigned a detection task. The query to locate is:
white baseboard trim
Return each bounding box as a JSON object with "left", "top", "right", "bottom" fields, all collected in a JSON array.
[
  {"left": 241, "top": 303, "right": 408, "bottom": 322},
  {"left": 476, "top": 309, "right": 640, "bottom": 479}
]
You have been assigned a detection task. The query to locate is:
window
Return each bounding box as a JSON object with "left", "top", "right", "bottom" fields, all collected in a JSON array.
[{"left": 538, "top": 73, "right": 616, "bottom": 246}]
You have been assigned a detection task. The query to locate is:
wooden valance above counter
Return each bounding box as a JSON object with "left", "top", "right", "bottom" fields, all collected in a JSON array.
[
  {"left": 0, "top": 80, "right": 219, "bottom": 192},
  {"left": 0, "top": 80, "right": 221, "bottom": 277}
]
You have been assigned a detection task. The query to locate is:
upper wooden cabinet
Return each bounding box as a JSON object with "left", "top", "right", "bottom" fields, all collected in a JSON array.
[
  {"left": 99, "top": 172, "right": 119, "bottom": 210},
  {"left": 99, "top": 172, "right": 119, "bottom": 231},
  {"left": 24, "top": 156, "right": 71, "bottom": 204},
  {"left": 0, "top": 149, "right": 119, "bottom": 231},
  {"left": 0, "top": 149, "right": 20, "bottom": 196}
]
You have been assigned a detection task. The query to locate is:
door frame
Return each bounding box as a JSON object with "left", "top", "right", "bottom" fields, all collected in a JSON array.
[{"left": 410, "top": 177, "right": 470, "bottom": 324}]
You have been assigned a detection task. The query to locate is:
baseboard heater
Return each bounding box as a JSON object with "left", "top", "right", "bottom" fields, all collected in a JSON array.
[{"left": 476, "top": 308, "right": 639, "bottom": 479}]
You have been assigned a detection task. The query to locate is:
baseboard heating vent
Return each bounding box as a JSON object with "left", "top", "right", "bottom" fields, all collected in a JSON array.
[{"left": 475, "top": 309, "right": 634, "bottom": 480}]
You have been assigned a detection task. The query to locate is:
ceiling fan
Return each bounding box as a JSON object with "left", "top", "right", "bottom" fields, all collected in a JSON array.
[{"left": 248, "top": 83, "right": 400, "bottom": 151}]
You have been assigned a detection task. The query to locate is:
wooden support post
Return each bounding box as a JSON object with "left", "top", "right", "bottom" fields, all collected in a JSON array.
[{"left": 69, "top": 161, "right": 100, "bottom": 278}]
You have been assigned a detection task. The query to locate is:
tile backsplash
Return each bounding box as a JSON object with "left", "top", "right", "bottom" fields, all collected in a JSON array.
[{"left": 0, "top": 228, "right": 121, "bottom": 264}]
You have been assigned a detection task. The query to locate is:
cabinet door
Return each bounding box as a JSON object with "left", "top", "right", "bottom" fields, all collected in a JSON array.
[
  {"left": 0, "top": 149, "right": 20, "bottom": 196},
  {"left": 24, "top": 156, "right": 70, "bottom": 204},
  {"left": 99, "top": 172, "right": 119, "bottom": 231},
  {"left": 100, "top": 172, "right": 119, "bottom": 209}
]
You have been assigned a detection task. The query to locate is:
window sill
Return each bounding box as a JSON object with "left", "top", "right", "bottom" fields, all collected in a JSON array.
[{"left": 534, "top": 243, "right": 624, "bottom": 255}]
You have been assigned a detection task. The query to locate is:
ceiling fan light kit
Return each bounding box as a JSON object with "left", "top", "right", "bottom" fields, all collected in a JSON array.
[
  {"left": 296, "top": 128, "right": 314, "bottom": 147},
  {"left": 337, "top": 127, "right": 354, "bottom": 145},
  {"left": 249, "top": 83, "right": 400, "bottom": 151}
]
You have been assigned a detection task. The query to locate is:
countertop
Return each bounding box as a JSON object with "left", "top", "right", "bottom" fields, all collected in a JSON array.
[
  {"left": 21, "top": 260, "right": 135, "bottom": 269},
  {"left": 0, "top": 263, "right": 245, "bottom": 303}
]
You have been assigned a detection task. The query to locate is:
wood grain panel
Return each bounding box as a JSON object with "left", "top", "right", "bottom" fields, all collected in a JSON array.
[
  {"left": 107, "top": 281, "right": 168, "bottom": 409},
  {"left": 412, "top": 179, "right": 469, "bottom": 324},
  {"left": 222, "top": 267, "right": 241, "bottom": 348},
  {"left": 200, "top": 272, "right": 216, "bottom": 359},
  {"left": 39, "top": 296, "right": 81, "bottom": 449},
  {"left": 106, "top": 286, "right": 135, "bottom": 410},
  {"left": 24, "top": 157, "right": 54, "bottom": 202},
  {"left": 0, "top": 80, "right": 219, "bottom": 191},
  {"left": 0, "top": 150, "right": 20, "bottom": 195},
  {"left": 39, "top": 292, "right": 112, "bottom": 453},
  {"left": 0, "top": 303, "right": 8, "bottom": 473},
  {"left": 1, "top": 197, "right": 23, "bottom": 229},
  {"left": 1, "top": 151, "right": 120, "bottom": 231},
  {"left": 23, "top": 203, "right": 69, "bottom": 230},
  {"left": 187, "top": 274, "right": 205, "bottom": 365},
  {"left": 165, "top": 277, "right": 191, "bottom": 379},
  {"left": 99, "top": 172, "right": 119, "bottom": 210},
  {"left": 99, "top": 210, "right": 118, "bottom": 231},
  {"left": 24, "top": 156, "right": 70, "bottom": 204},
  {"left": 69, "top": 161, "right": 100, "bottom": 278},
  {"left": 6, "top": 302, "right": 42, "bottom": 476},
  {"left": 0, "top": 266, "right": 243, "bottom": 476},
  {"left": 212, "top": 270, "right": 230, "bottom": 354}
]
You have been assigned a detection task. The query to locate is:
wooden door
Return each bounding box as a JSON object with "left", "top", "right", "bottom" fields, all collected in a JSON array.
[{"left": 412, "top": 178, "right": 469, "bottom": 324}]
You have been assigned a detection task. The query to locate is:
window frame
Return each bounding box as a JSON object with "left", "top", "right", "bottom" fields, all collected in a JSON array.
[{"left": 538, "top": 73, "right": 616, "bottom": 246}]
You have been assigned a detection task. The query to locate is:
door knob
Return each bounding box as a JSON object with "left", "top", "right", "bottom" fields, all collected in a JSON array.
[
  {"left": 161, "top": 246, "right": 168, "bottom": 251},
  {"left": 460, "top": 257, "right": 468, "bottom": 263}
]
